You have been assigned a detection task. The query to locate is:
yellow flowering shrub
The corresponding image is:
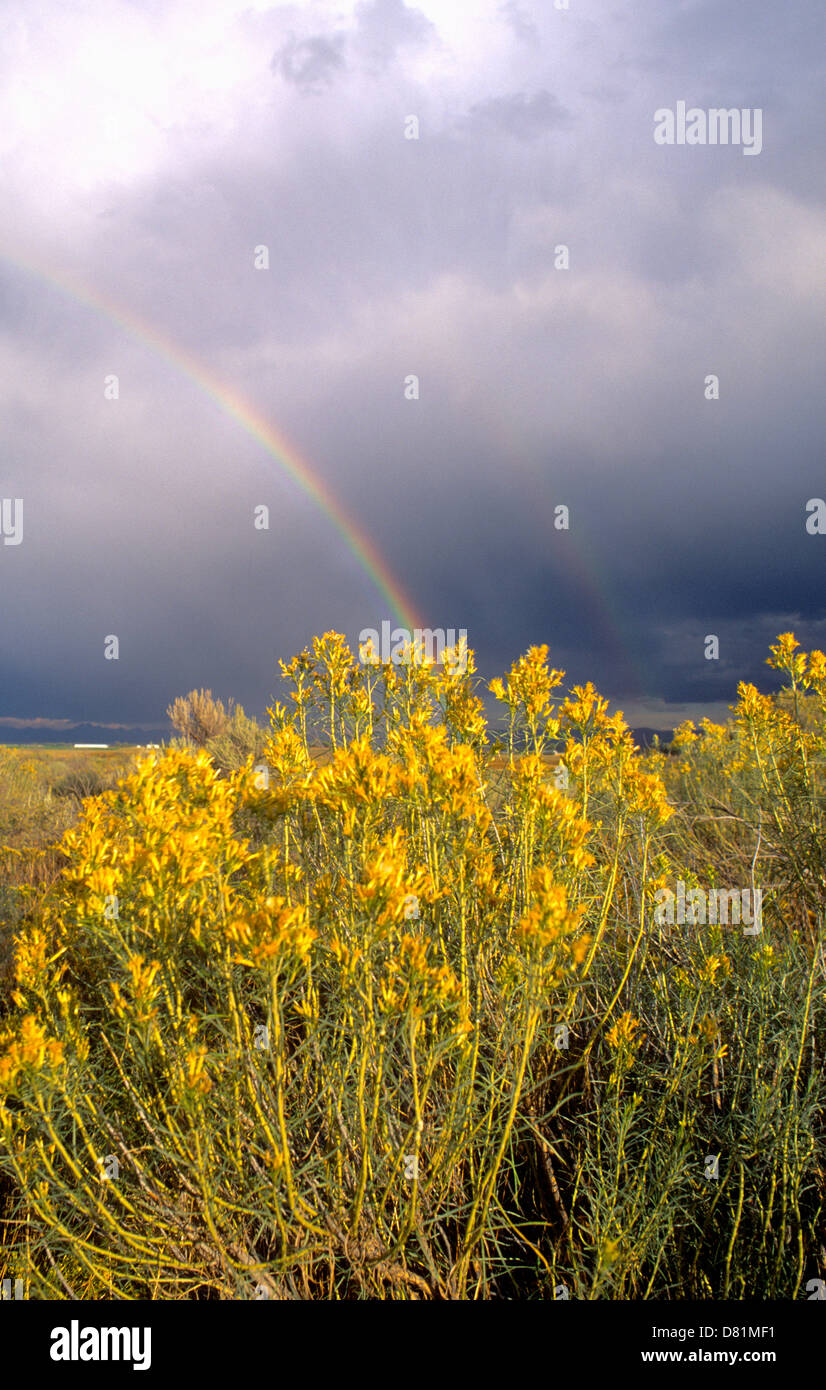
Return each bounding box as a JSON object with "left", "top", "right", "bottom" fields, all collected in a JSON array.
[{"left": 0, "top": 631, "right": 823, "bottom": 1301}]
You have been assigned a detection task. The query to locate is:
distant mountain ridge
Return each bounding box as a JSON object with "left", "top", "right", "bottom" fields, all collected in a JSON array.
[
  {"left": 0, "top": 723, "right": 675, "bottom": 750},
  {"left": 0, "top": 724, "right": 171, "bottom": 746}
]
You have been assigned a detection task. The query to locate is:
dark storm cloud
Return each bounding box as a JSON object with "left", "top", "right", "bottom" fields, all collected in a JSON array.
[{"left": 1, "top": 0, "right": 824, "bottom": 739}]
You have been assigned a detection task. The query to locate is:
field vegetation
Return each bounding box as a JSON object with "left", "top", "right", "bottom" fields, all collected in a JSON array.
[{"left": 0, "top": 632, "right": 824, "bottom": 1299}]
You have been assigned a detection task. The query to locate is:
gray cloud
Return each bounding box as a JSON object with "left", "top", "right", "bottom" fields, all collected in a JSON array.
[
  {"left": 467, "top": 89, "right": 570, "bottom": 141},
  {"left": 269, "top": 0, "right": 435, "bottom": 91},
  {"left": 353, "top": 0, "right": 436, "bottom": 66},
  {"left": 499, "top": 2, "right": 539, "bottom": 46},
  {"left": 271, "top": 32, "right": 347, "bottom": 91}
]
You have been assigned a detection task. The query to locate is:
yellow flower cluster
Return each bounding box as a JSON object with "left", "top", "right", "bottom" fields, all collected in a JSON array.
[
  {"left": 314, "top": 737, "right": 406, "bottom": 829},
  {"left": 605, "top": 1011, "right": 645, "bottom": 1079},
  {"left": 182, "top": 1044, "right": 212, "bottom": 1096},
  {"left": 490, "top": 644, "right": 565, "bottom": 722},
  {"left": 514, "top": 869, "right": 590, "bottom": 971},
  {"left": 57, "top": 748, "right": 255, "bottom": 947},
  {"left": 226, "top": 898, "right": 317, "bottom": 967},
  {"left": 698, "top": 953, "right": 732, "bottom": 985},
  {"left": 377, "top": 934, "right": 465, "bottom": 1021},
  {"left": 606, "top": 1011, "right": 643, "bottom": 1050},
  {"left": 0, "top": 1015, "right": 65, "bottom": 1092},
  {"left": 353, "top": 829, "right": 437, "bottom": 927},
  {"left": 623, "top": 765, "right": 675, "bottom": 828},
  {"left": 109, "top": 955, "right": 163, "bottom": 1026}
]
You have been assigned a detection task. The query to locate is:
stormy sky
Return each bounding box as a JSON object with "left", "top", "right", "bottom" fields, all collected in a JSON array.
[{"left": 1, "top": 0, "right": 824, "bottom": 739}]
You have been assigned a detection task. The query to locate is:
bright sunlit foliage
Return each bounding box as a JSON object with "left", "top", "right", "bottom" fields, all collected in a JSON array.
[{"left": 0, "top": 633, "right": 824, "bottom": 1299}]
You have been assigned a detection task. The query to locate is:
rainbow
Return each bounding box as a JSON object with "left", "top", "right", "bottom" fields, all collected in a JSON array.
[
  {"left": 482, "top": 420, "right": 647, "bottom": 700},
  {"left": 0, "top": 246, "right": 425, "bottom": 634}
]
